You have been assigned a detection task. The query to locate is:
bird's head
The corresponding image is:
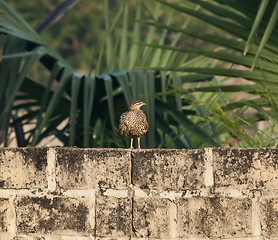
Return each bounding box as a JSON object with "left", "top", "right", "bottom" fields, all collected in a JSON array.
[{"left": 130, "top": 100, "right": 146, "bottom": 110}]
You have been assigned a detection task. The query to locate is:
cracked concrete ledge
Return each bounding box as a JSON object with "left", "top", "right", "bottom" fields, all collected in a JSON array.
[{"left": 0, "top": 147, "right": 277, "bottom": 240}]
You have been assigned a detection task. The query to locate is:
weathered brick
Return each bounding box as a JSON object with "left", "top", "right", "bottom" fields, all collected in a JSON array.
[
  {"left": 0, "top": 198, "right": 9, "bottom": 232},
  {"left": 132, "top": 149, "right": 205, "bottom": 191},
  {"left": 261, "top": 197, "right": 278, "bottom": 237},
  {"left": 12, "top": 237, "right": 45, "bottom": 240},
  {"left": 0, "top": 148, "right": 47, "bottom": 189},
  {"left": 177, "top": 196, "right": 252, "bottom": 238},
  {"left": 56, "top": 148, "right": 130, "bottom": 189},
  {"left": 96, "top": 196, "right": 131, "bottom": 237},
  {"left": 16, "top": 196, "right": 90, "bottom": 234},
  {"left": 213, "top": 148, "right": 278, "bottom": 189},
  {"left": 95, "top": 238, "right": 129, "bottom": 240},
  {"left": 133, "top": 197, "right": 175, "bottom": 238},
  {"left": 12, "top": 237, "right": 91, "bottom": 240}
]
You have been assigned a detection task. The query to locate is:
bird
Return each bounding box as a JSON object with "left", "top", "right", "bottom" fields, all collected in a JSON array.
[{"left": 119, "top": 100, "right": 149, "bottom": 149}]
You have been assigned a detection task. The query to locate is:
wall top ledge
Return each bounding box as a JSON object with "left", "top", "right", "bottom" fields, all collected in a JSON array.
[{"left": 0, "top": 146, "right": 277, "bottom": 150}]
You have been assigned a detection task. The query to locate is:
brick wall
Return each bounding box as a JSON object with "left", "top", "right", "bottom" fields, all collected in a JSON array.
[{"left": 0, "top": 147, "right": 278, "bottom": 240}]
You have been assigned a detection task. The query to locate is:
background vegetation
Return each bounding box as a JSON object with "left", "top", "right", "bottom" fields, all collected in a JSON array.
[{"left": 0, "top": 0, "right": 277, "bottom": 148}]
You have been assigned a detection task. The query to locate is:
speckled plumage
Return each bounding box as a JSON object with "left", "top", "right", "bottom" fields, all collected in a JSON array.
[{"left": 119, "top": 100, "right": 149, "bottom": 148}]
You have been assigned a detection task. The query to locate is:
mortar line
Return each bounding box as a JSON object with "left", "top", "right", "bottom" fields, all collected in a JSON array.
[
  {"left": 94, "top": 193, "right": 97, "bottom": 238},
  {"left": 130, "top": 195, "right": 137, "bottom": 237},
  {"left": 168, "top": 199, "right": 178, "bottom": 238},
  {"left": 0, "top": 187, "right": 262, "bottom": 199},
  {"left": 129, "top": 149, "right": 133, "bottom": 186},
  {"left": 47, "top": 147, "right": 56, "bottom": 192},
  {"left": 252, "top": 190, "right": 262, "bottom": 237},
  {"left": 7, "top": 195, "right": 16, "bottom": 237},
  {"left": 129, "top": 149, "right": 136, "bottom": 237},
  {"left": 204, "top": 147, "right": 214, "bottom": 188}
]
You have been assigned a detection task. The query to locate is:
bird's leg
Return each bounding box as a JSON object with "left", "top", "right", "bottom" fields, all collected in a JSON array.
[
  {"left": 137, "top": 137, "right": 141, "bottom": 149},
  {"left": 130, "top": 138, "right": 134, "bottom": 149}
]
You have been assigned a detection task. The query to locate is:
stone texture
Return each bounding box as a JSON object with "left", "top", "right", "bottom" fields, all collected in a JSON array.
[
  {"left": 133, "top": 197, "right": 175, "bottom": 238},
  {"left": 12, "top": 237, "right": 91, "bottom": 240},
  {"left": 12, "top": 237, "right": 45, "bottom": 240},
  {"left": 95, "top": 196, "right": 131, "bottom": 237},
  {"left": 177, "top": 196, "right": 252, "bottom": 238},
  {"left": 0, "top": 148, "right": 47, "bottom": 189},
  {"left": 16, "top": 196, "right": 90, "bottom": 234},
  {"left": 0, "top": 198, "right": 9, "bottom": 232},
  {"left": 261, "top": 197, "right": 278, "bottom": 237},
  {"left": 132, "top": 149, "right": 205, "bottom": 191},
  {"left": 213, "top": 148, "right": 278, "bottom": 189},
  {"left": 56, "top": 148, "right": 130, "bottom": 189},
  {"left": 1, "top": 147, "right": 278, "bottom": 239},
  {"left": 95, "top": 238, "right": 130, "bottom": 240}
]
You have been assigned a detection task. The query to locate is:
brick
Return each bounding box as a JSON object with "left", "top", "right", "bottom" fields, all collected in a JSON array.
[
  {"left": 11, "top": 237, "right": 45, "bottom": 240},
  {"left": 261, "top": 197, "right": 278, "bottom": 237},
  {"left": 0, "top": 148, "right": 47, "bottom": 189},
  {"left": 133, "top": 197, "right": 175, "bottom": 238},
  {"left": 95, "top": 238, "right": 130, "bottom": 240},
  {"left": 0, "top": 198, "right": 9, "bottom": 232},
  {"left": 56, "top": 148, "right": 130, "bottom": 189},
  {"left": 132, "top": 149, "right": 205, "bottom": 191},
  {"left": 213, "top": 148, "right": 278, "bottom": 189},
  {"left": 177, "top": 196, "right": 252, "bottom": 238},
  {"left": 12, "top": 237, "right": 91, "bottom": 240},
  {"left": 15, "top": 196, "right": 90, "bottom": 234},
  {"left": 96, "top": 196, "right": 131, "bottom": 237}
]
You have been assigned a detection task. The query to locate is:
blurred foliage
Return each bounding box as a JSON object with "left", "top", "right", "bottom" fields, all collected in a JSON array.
[
  {"left": 0, "top": 0, "right": 277, "bottom": 148},
  {"left": 4, "top": 0, "right": 216, "bottom": 72},
  {"left": 142, "top": 0, "right": 278, "bottom": 147},
  {"left": 5, "top": 0, "right": 105, "bottom": 70},
  {"left": 0, "top": 0, "right": 224, "bottom": 148}
]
